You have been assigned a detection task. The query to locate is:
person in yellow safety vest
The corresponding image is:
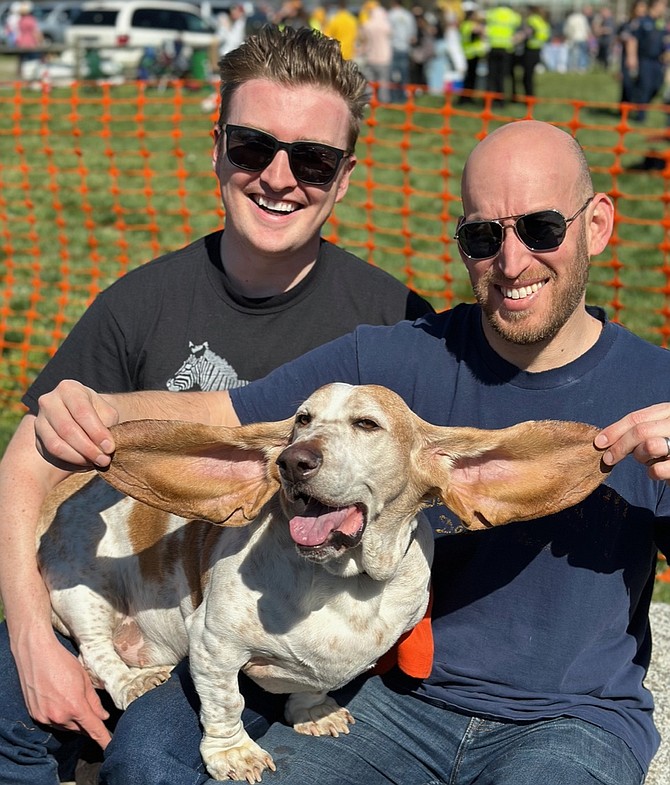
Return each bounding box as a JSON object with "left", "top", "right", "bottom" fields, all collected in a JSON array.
[
  {"left": 520, "top": 5, "right": 550, "bottom": 96},
  {"left": 485, "top": 2, "right": 522, "bottom": 103},
  {"left": 459, "top": 7, "right": 488, "bottom": 102},
  {"left": 323, "top": 0, "right": 359, "bottom": 60}
]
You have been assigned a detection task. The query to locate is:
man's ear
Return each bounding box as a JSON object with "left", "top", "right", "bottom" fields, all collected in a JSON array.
[
  {"left": 211, "top": 124, "right": 222, "bottom": 173},
  {"left": 334, "top": 154, "right": 356, "bottom": 203},
  {"left": 587, "top": 192, "right": 614, "bottom": 256}
]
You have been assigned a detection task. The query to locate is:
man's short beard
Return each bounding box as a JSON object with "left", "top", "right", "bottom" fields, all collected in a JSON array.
[{"left": 474, "top": 230, "right": 591, "bottom": 346}]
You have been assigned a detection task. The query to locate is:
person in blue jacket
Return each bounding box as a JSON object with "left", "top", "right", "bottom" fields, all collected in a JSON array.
[
  {"left": 33, "top": 119, "right": 670, "bottom": 785},
  {"left": 629, "top": 0, "right": 668, "bottom": 120}
]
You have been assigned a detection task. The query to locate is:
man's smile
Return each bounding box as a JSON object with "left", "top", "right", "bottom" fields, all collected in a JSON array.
[
  {"left": 253, "top": 195, "right": 301, "bottom": 215},
  {"left": 497, "top": 280, "right": 547, "bottom": 300}
]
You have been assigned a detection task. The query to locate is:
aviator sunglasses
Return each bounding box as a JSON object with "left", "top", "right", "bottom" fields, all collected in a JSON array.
[
  {"left": 223, "top": 124, "right": 351, "bottom": 186},
  {"left": 454, "top": 197, "right": 594, "bottom": 261}
]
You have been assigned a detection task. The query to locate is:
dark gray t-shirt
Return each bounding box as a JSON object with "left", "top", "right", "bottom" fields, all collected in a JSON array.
[{"left": 23, "top": 231, "right": 433, "bottom": 410}]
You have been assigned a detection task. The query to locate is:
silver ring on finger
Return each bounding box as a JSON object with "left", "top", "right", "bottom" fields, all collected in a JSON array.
[{"left": 665, "top": 436, "right": 670, "bottom": 459}]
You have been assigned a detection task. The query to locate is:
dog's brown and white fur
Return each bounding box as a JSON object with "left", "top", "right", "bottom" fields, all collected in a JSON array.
[{"left": 37, "top": 383, "right": 608, "bottom": 782}]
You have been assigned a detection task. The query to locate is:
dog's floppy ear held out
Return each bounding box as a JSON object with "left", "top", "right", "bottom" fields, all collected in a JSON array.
[
  {"left": 416, "top": 419, "right": 609, "bottom": 530},
  {"left": 97, "top": 418, "right": 294, "bottom": 525}
]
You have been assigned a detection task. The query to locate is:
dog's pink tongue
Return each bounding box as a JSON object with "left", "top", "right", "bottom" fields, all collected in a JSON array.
[{"left": 289, "top": 501, "right": 362, "bottom": 546}]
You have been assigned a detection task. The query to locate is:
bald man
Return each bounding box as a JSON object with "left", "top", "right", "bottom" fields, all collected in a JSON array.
[{"left": 34, "top": 121, "right": 670, "bottom": 785}]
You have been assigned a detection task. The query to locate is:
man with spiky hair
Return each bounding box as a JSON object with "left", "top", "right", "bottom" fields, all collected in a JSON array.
[{"left": 0, "top": 25, "right": 432, "bottom": 785}]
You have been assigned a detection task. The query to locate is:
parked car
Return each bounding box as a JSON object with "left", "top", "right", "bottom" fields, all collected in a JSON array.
[
  {"left": 35, "top": 0, "right": 84, "bottom": 43},
  {"left": 64, "top": 0, "right": 217, "bottom": 69}
]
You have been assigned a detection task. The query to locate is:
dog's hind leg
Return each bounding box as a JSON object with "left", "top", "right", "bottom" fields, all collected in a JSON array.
[{"left": 50, "top": 586, "right": 173, "bottom": 710}]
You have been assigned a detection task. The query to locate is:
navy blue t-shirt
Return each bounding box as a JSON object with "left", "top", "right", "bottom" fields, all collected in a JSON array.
[{"left": 231, "top": 303, "right": 670, "bottom": 772}]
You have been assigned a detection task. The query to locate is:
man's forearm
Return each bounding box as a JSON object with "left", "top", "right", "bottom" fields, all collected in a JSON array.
[
  {"left": 0, "top": 416, "right": 68, "bottom": 638},
  {"left": 35, "top": 382, "right": 242, "bottom": 471},
  {"left": 107, "top": 389, "right": 240, "bottom": 428}
]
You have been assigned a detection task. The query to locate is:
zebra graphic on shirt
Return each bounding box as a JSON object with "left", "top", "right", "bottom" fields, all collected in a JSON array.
[{"left": 167, "top": 341, "right": 248, "bottom": 391}]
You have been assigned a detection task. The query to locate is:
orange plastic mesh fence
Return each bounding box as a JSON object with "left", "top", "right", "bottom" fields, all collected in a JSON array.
[{"left": 2, "top": 80, "right": 670, "bottom": 414}]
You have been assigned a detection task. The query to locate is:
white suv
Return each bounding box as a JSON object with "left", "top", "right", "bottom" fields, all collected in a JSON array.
[{"left": 64, "top": 0, "right": 217, "bottom": 68}]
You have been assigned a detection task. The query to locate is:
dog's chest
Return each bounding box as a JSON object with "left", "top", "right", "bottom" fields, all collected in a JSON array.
[
  {"left": 238, "top": 592, "right": 395, "bottom": 690},
  {"left": 203, "top": 529, "right": 428, "bottom": 692}
]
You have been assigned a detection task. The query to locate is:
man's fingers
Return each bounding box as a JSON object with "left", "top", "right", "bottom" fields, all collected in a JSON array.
[
  {"left": 55, "top": 712, "right": 112, "bottom": 749},
  {"left": 35, "top": 381, "right": 117, "bottom": 469},
  {"left": 596, "top": 403, "right": 670, "bottom": 464},
  {"left": 596, "top": 404, "right": 670, "bottom": 485},
  {"left": 35, "top": 427, "right": 109, "bottom": 471},
  {"left": 76, "top": 713, "right": 113, "bottom": 750},
  {"left": 48, "top": 674, "right": 112, "bottom": 747},
  {"left": 74, "top": 679, "right": 112, "bottom": 748}
]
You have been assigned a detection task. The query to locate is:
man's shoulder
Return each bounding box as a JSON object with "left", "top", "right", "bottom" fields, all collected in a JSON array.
[
  {"left": 608, "top": 318, "right": 668, "bottom": 352},
  {"left": 356, "top": 305, "right": 466, "bottom": 340},
  {"left": 320, "top": 241, "right": 411, "bottom": 289},
  {"left": 319, "top": 241, "right": 432, "bottom": 310},
  {"left": 100, "top": 232, "right": 219, "bottom": 295},
  {"left": 126, "top": 232, "right": 217, "bottom": 276},
  {"left": 603, "top": 320, "right": 670, "bottom": 392},
  {"left": 318, "top": 242, "right": 436, "bottom": 318}
]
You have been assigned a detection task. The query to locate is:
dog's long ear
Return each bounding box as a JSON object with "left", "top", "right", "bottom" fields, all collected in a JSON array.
[
  {"left": 96, "top": 418, "right": 294, "bottom": 525},
  {"left": 417, "top": 420, "right": 609, "bottom": 530}
]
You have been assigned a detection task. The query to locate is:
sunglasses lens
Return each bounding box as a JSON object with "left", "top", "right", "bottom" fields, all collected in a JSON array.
[
  {"left": 290, "top": 143, "right": 341, "bottom": 185},
  {"left": 457, "top": 222, "right": 504, "bottom": 259},
  {"left": 457, "top": 209, "right": 571, "bottom": 259},
  {"left": 516, "top": 211, "right": 567, "bottom": 251},
  {"left": 225, "top": 125, "right": 344, "bottom": 185},
  {"left": 226, "top": 128, "right": 275, "bottom": 171}
]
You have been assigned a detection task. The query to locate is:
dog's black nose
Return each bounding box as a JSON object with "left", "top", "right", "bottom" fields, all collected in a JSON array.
[{"left": 277, "top": 444, "right": 323, "bottom": 483}]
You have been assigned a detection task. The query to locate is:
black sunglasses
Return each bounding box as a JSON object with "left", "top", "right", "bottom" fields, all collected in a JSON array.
[
  {"left": 454, "top": 197, "right": 594, "bottom": 261},
  {"left": 223, "top": 124, "right": 350, "bottom": 186}
]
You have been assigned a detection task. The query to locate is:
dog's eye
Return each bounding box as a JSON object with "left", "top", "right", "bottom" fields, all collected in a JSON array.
[
  {"left": 354, "top": 418, "right": 380, "bottom": 431},
  {"left": 295, "top": 413, "right": 311, "bottom": 426}
]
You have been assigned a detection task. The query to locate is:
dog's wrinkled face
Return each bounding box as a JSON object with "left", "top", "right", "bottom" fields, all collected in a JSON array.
[{"left": 276, "top": 384, "right": 422, "bottom": 579}]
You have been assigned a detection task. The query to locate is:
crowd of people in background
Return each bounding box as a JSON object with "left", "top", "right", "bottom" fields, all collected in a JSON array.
[
  {"left": 203, "top": 0, "right": 670, "bottom": 110},
  {"left": 6, "top": 0, "right": 670, "bottom": 112}
]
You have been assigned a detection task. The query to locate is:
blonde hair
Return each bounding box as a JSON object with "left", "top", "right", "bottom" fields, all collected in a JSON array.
[{"left": 217, "top": 25, "right": 368, "bottom": 150}]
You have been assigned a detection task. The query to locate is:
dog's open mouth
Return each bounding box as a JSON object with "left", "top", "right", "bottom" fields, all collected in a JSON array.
[{"left": 287, "top": 496, "right": 366, "bottom": 551}]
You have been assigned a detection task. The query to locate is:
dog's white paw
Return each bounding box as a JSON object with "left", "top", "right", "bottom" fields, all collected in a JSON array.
[
  {"left": 112, "top": 665, "right": 175, "bottom": 709},
  {"left": 203, "top": 739, "right": 276, "bottom": 783},
  {"left": 290, "top": 696, "right": 355, "bottom": 737}
]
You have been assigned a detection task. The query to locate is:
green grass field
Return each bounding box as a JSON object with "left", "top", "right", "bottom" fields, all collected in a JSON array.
[
  {"left": 2, "top": 70, "right": 669, "bottom": 433},
  {"left": 1, "top": 68, "right": 669, "bottom": 441}
]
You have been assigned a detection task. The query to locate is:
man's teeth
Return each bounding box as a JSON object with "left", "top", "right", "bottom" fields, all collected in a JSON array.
[
  {"left": 502, "top": 281, "right": 544, "bottom": 300},
  {"left": 256, "top": 196, "right": 297, "bottom": 213}
]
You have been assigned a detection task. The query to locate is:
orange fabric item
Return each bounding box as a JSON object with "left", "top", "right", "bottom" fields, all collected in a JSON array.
[{"left": 374, "top": 590, "right": 433, "bottom": 678}]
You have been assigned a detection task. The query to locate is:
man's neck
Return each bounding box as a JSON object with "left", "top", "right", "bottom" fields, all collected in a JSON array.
[
  {"left": 219, "top": 232, "right": 320, "bottom": 298},
  {"left": 482, "top": 306, "right": 604, "bottom": 373}
]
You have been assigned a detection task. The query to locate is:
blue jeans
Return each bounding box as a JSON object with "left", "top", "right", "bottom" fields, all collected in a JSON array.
[
  {"left": 0, "top": 623, "right": 93, "bottom": 785},
  {"left": 100, "top": 668, "right": 645, "bottom": 785},
  {"left": 390, "top": 50, "right": 411, "bottom": 102},
  {"left": 630, "top": 57, "right": 665, "bottom": 121},
  {"left": 0, "top": 623, "right": 283, "bottom": 785}
]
